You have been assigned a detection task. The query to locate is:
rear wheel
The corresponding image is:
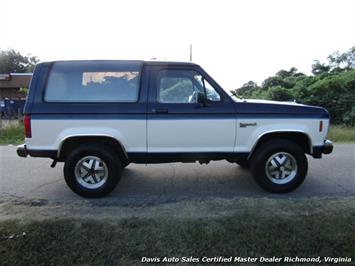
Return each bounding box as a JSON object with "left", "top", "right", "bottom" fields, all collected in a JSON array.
[
  {"left": 250, "top": 140, "right": 308, "bottom": 193},
  {"left": 235, "top": 159, "right": 249, "bottom": 169},
  {"left": 64, "top": 143, "right": 122, "bottom": 198}
]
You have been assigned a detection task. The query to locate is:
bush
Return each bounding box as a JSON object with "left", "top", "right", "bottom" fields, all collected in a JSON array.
[
  {"left": 343, "top": 106, "right": 355, "bottom": 126},
  {"left": 266, "top": 86, "right": 294, "bottom": 101}
]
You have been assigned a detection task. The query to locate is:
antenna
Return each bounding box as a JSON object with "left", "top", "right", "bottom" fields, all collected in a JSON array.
[{"left": 189, "top": 44, "right": 192, "bottom": 62}]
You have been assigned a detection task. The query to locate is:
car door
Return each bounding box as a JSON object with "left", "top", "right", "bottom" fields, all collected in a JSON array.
[{"left": 147, "top": 65, "right": 236, "bottom": 154}]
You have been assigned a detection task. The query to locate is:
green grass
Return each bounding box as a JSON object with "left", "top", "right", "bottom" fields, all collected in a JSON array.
[
  {"left": 0, "top": 124, "right": 24, "bottom": 145},
  {"left": 1, "top": 196, "right": 354, "bottom": 265},
  {"left": 327, "top": 125, "right": 355, "bottom": 142},
  {"left": 0, "top": 214, "right": 354, "bottom": 265}
]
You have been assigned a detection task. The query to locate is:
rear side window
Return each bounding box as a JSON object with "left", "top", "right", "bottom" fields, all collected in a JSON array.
[{"left": 44, "top": 61, "right": 142, "bottom": 102}]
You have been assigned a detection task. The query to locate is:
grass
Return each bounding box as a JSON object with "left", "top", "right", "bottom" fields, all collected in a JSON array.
[
  {"left": 327, "top": 125, "right": 355, "bottom": 142},
  {"left": 0, "top": 210, "right": 354, "bottom": 265},
  {"left": 0, "top": 123, "right": 24, "bottom": 145}
]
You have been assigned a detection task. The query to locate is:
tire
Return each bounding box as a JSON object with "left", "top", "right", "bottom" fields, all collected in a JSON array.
[
  {"left": 235, "top": 159, "right": 249, "bottom": 169},
  {"left": 64, "top": 143, "right": 122, "bottom": 198},
  {"left": 122, "top": 161, "right": 130, "bottom": 169},
  {"left": 250, "top": 139, "right": 308, "bottom": 193}
]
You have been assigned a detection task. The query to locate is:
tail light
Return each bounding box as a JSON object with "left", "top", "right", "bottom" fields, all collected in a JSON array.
[{"left": 24, "top": 114, "right": 32, "bottom": 138}]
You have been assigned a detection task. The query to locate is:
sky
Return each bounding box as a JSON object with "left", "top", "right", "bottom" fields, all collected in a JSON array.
[{"left": 0, "top": 0, "right": 354, "bottom": 90}]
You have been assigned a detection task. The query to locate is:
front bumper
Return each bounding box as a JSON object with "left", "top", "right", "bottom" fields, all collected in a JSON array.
[
  {"left": 312, "top": 139, "right": 333, "bottom": 158},
  {"left": 323, "top": 139, "right": 333, "bottom": 154}
]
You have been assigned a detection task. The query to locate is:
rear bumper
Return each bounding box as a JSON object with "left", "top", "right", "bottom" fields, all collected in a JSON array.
[
  {"left": 312, "top": 140, "right": 333, "bottom": 158},
  {"left": 16, "top": 144, "right": 57, "bottom": 159},
  {"left": 16, "top": 144, "right": 28, "bottom": 157}
]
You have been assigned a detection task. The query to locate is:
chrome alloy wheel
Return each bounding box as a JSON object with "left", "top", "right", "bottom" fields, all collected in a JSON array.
[
  {"left": 74, "top": 156, "right": 108, "bottom": 189},
  {"left": 265, "top": 152, "right": 298, "bottom": 184}
]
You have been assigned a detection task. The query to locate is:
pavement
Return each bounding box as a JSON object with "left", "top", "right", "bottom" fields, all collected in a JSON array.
[{"left": 0, "top": 144, "right": 354, "bottom": 206}]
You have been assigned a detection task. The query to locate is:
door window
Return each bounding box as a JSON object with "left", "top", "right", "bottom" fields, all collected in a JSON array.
[
  {"left": 194, "top": 75, "right": 221, "bottom": 102},
  {"left": 157, "top": 70, "right": 221, "bottom": 103}
]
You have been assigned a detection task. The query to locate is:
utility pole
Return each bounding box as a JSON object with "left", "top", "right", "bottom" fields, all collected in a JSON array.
[{"left": 189, "top": 44, "right": 192, "bottom": 62}]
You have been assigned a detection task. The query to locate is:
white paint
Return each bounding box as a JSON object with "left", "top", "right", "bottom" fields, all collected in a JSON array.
[
  {"left": 25, "top": 117, "right": 329, "bottom": 156},
  {"left": 26, "top": 119, "right": 146, "bottom": 153},
  {"left": 236, "top": 118, "right": 329, "bottom": 153},
  {"left": 147, "top": 119, "right": 236, "bottom": 152}
]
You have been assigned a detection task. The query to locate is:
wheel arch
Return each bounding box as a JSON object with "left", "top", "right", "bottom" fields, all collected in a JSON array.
[
  {"left": 58, "top": 135, "right": 128, "bottom": 161},
  {"left": 248, "top": 130, "right": 312, "bottom": 159}
]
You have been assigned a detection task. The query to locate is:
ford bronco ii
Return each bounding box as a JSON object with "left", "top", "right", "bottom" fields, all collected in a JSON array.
[{"left": 17, "top": 60, "right": 333, "bottom": 197}]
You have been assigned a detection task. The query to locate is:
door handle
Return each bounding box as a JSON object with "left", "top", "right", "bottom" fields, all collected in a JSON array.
[{"left": 153, "top": 108, "right": 168, "bottom": 114}]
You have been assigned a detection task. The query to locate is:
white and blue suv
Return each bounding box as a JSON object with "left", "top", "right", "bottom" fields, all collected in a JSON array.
[{"left": 17, "top": 60, "right": 333, "bottom": 197}]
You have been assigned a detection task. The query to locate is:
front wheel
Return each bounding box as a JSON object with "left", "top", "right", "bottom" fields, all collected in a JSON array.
[
  {"left": 64, "top": 143, "right": 122, "bottom": 198},
  {"left": 250, "top": 140, "right": 308, "bottom": 193}
]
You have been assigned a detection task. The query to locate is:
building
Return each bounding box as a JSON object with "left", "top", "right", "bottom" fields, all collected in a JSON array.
[
  {"left": 0, "top": 73, "right": 32, "bottom": 99},
  {"left": 0, "top": 73, "right": 32, "bottom": 118}
]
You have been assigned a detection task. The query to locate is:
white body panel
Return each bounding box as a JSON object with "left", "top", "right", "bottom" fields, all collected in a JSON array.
[
  {"left": 26, "top": 119, "right": 146, "bottom": 153},
  {"left": 235, "top": 118, "right": 328, "bottom": 153},
  {"left": 147, "top": 119, "right": 236, "bottom": 152},
  {"left": 26, "top": 116, "right": 329, "bottom": 156}
]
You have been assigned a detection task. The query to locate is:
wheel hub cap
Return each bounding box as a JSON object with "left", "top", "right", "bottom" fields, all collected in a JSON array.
[
  {"left": 74, "top": 156, "right": 108, "bottom": 189},
  {"left": 265, "top": 152, "right": 298, "bottom": 184}
]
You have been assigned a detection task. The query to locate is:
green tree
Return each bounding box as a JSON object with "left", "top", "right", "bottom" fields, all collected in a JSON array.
[
  {"left": 328, "top": 46, "right": 355, "bottom": 71},
  {"left": 311, "top": 60, "right": 330, "bottom": 75},
  {"left": 343, "top": 106, "right": 355, "bottom": 126},
  {"left": 231, "top": 46, "right": 355, "bottom": 125},
  {"left": 275, "top": 67, "right": 297, "bottom": 78},
  {"left": 262, "top": 68, "right": 298, "bottom": 89},
  {"left": 234, "top": 80, "right": 259, "bottom": 97},
  {"left": 0, "top": 49, "right": 39, "bottom": 73},
  {"left": 311, "top": 46, "right": 355, "bottom": 75},
  {"left": 267, "top": 86, "right": 294, "bottom": 101}
]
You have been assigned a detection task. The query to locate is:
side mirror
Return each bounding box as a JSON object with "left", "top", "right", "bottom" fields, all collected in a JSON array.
[{"left": 197, "top": 92, "right": 207, "bottom": 106}]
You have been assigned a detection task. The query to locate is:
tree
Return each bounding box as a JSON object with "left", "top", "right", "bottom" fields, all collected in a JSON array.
[
  {"left": 312, "top": 46, "right": 355, "bottom": 75},
  {"left": 262, "top": 75, "right": 293, "bottom": 89},
  {"left": 0, "top": 49, "right": 39, "bottom": 73},
  {"left": 231, "top": 45, "right": 355, "bottom": 125},
  {"left": 311, "top": 60, "right": 330, "bottom": 75},
  {"left": 234, "top": 80, "right": 259, "bottom": 96},
  {"left": 276, "top": 67, "right": 297, "bottom": 78},
  {"left": 267, "top": 86, "right": 294, "bottom": 101},
  {"left": 328, "top": 46, "right": 355, "bottom": 71},
  {"left": 346, "top": 46, "right": 355, "bottom": 68}
]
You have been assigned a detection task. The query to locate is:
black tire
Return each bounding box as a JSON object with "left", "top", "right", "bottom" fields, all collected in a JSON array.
[
  {"left": 64, "top": 143, "right": 122, "bottom": 198},
  {"left": 122, "top": 161, "right": 130, "bottom": 169},
  {"left": 235, "top": 159, "right": 249, "bottom": 169},
  {"left": 250, "top": 139, "right": 308, "bottom": 193}
]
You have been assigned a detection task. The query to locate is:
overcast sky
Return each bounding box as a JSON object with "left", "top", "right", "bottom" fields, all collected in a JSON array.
[{"left": 1, "top": 0, "right": 354, "bottom": 90}]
